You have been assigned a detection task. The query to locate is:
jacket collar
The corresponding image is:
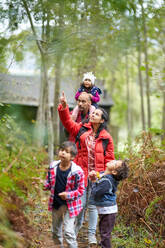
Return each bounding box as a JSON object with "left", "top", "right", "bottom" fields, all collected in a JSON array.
[{"left": 82, "top": 122, "right": 109, "bottom": 139}]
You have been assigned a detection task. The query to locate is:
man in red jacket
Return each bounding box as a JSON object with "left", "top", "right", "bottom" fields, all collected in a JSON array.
[
  {"left": 72, "top": 92, "right": 94, "bottom": 123},
  {"left": 58, "top": 92, "right": 115, "bottom": 247},
  {"left": 68, "top": 92, "right": 95, "bottom": 142}
]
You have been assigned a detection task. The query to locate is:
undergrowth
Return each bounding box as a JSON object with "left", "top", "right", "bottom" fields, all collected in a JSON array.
[
  {"left": 0, "top": 114, "right": 48, "bottom": 247},
  {"left": 114, "top": 131, "right": 165, "bottom": 248},
  {"left": 112, "top": 219, "right": 163, "bottom": 248}
]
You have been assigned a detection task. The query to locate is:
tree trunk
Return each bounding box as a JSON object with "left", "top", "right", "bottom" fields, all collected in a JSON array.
[
  {"left": 22, "top": 0, "right": 54, "bottom": 162},
  {"left": 35, "top": 70, "right": 46, "bottom": 146},
  {"left": 42, "top": 54, "right": 54, "bottom": 163},
  {"left": 110, "top": 69, "right": 116, "bottom": 96},
  {"left": 44, "top": 13, "right": 54, "bottom": 163},
  {"left": 125, "top": 54, "right": 131, "bottom": 139},
  {"left": 140, "top": 0, "right": 151, "bottom": 129},
  {"left": 53, "top": 1, "right": 65, "bottom": 150},
  {"left": 132, "top": 5, "right": 146, "bottom": 131},
  {"left": 53, "top": 53, "right": 62, "bottom": 150},
  {"left": 137, "top": 30, "right": 146, "bottom": 130},
  {"left": 162, "top": 91, "right": 165, "bottom": 144},
  {"left": 22, "top": 0, "right": 47, "bottom": 146}
]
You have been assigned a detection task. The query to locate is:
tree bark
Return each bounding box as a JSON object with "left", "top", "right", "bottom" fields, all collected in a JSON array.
[
  {"left": 22, "top": 0, "right": 46, "bottom": 146},
  {"left": 137, "top": 27, "right": 146, "bottom": 130},
  {"left": 44, "top": 12, "right": 54, "bottom": 163},
  {"left": 43, "top": 59, "right": 54, "bottom": 163},
  {"left": 162, "top": 91, "right": 165, "bottom": 144},
  {"left": 110, "top": 69, "right": 116, "bottom": 96},
  {"left": 22, "top": 0, "right": 54, "bottom": 162},
  {"left": 53, "top": 53, "right": 62, "bottom": 150},
  {"left": 140, "top": 0, "right": 151, "bottom": 129},
  {"left": 53, "top": 1, "right": 64, "bottom": 150},
  {"left": 125, "top": 54, "right": 131, "bottom": 139},
  {"left": 132, "top": 4, "right": 146, "bottom": 131},
  {"left": 35, "top": 69, "right": 46, "bottom": 146}
]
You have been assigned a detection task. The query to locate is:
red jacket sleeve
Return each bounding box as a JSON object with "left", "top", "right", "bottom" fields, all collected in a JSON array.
[
  {"left": 58, "top": 104, "right": 82, "bottom": 137},
  {"left": 104, "top": 135, "right": 115, "bottom": 165}
]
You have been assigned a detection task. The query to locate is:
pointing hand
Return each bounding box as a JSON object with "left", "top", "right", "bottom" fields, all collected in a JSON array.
[{"left": 60, "top": 91, "right": 67, "bottom": 109}]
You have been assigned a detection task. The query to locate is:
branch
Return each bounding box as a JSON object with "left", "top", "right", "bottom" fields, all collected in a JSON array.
[
  {"left": 7, "top": 39, "right": 25, "bottom": 73},
  {"left": 21, "top": 0, "right": 45, "bottom": 55},
  {"left": 3, "top": 147, "right": 24, "bottom": 173}
]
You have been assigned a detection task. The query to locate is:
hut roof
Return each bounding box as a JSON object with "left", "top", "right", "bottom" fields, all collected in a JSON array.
[{"left": 0, "top": 73, "right": 114, "bottom": 108}]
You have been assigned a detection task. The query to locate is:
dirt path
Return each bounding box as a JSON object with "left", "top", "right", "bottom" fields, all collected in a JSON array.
[
  {"left": 35, "top": 224, "right": 90, "bottom": 248},
  {"left": 32, "top": 194, "right": 96, "bottom": 248}
]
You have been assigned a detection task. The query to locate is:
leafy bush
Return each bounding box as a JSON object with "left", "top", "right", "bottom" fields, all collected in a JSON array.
[
  {"left": 0, "top": 114, "right": 48, "bottom": 247},
  {"left": 116, "top": 131, "right": 165, "bottom": 246}
]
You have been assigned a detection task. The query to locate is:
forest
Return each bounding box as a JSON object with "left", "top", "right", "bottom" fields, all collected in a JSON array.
[{"left": 0, "top": 0, "right": 165, "bottom": 247}]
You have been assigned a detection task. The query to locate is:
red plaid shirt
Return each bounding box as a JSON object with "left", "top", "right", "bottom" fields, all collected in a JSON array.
[
  {"left": 85, "top": 131, "right": 96, "bottom": 172},
  {"left": 44, "top": 160, "right": 85, "bottom": 217}
]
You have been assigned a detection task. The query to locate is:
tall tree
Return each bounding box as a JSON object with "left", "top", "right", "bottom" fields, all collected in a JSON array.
[
  {"left": 131, "top": 2, "right": 146, "bottom": 130},
  {"left": 21, "top": 0, "right": 54, "bottom": 162},
  {"left": 125, "top": 54, "right": 131, "bottom": 138},
  {"left": 139, "top": 0, "right": 151, "bottom": 129}
]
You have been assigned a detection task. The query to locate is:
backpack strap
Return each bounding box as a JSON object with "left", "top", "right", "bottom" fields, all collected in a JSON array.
[
  {"left": 75, "top": 127, "right": 109, "bottom": 156},
  {"left": 102, "top": 138, "right": 109, "bottom": 156},
  {"left": 75, "top": 126, "right": 89, "bottom": 149}
]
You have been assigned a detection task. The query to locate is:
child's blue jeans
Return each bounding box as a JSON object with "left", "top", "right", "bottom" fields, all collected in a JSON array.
[
  {"left": 52, "top": 205, "right": 77, "bottom": 248},
  {"left": 75, "top": 184, "right": 98, "bottom": 244}
]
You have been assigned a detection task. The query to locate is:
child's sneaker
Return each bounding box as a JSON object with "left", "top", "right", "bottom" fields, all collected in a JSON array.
[
  {"left": 88, "top": 234, "right": 97, "bottom": 247},
  {"left": 89, "top": 244, "right": 97, "bottom": 248}
]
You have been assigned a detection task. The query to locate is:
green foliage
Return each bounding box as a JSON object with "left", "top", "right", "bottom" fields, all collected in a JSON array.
[
  {"left": 145, "top": 196, "right": 163, "bottom": 221},
  {"left": 149, "top": 128, "right": 164, "bottom": 136},
  {"left": 0, "top": 114, "right": 48, "bottom": 247},
  {"left": 0, "top": 206, "right": 23, "bottom": 248},
  {"left": 116, "top": 131, "right": 165, "bottom": 248},
  {"left": 0, "top": 174, "right": 20, "bottom": 195},
  {"left": 112, "top": 220, "right": 164, "bottom": 248}
]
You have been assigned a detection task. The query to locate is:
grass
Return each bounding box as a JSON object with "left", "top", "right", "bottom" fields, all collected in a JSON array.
[{"left": 112, "top": 220, "right": 164, "bottom": 248}]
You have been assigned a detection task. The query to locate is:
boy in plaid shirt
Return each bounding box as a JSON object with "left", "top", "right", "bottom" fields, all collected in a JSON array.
[{"left": 43, "top": 141, "right": 85, "bottom": 248}]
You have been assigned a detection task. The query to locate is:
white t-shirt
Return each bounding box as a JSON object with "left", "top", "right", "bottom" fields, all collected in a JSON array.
[{"left": 97, "top": 204, "right": 118, "bottom": 214}]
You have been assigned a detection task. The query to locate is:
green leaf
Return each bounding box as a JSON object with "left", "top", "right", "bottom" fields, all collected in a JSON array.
[{"left": 140, "top": 66, "right": 146, "bottom": 71}]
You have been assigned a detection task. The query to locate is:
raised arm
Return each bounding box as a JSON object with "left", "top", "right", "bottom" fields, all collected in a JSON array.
[
  {"left": 59, "top": 91, "right": 67, "bottom": 109},
  {"left": 58, "top": 92, "right": 82, "bottom": 137}
]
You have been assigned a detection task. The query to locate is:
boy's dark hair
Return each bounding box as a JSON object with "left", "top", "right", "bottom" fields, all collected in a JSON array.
[
  {"left": 59, "top": 141, "right": 77, "bottom": 157},
  {"left": 113, "top": 160, "right": 129, "bottom": 181}
]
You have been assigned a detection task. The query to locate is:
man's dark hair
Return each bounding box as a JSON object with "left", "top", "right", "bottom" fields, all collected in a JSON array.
[
  {"left": 113, "top": 160, "right": 129, "bottom": 181},
  {"left": 59, "top": 141, "right": 77, "bottom": 157}
]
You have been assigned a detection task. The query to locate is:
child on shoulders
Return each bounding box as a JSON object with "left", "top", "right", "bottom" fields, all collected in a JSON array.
[
  {"left": 89, "top": 160, "right": 129, "bottom": 248},
  {"left": 43, "top": 141, "right": 85, "bottom": 248},
  {"left": 72, "top": 72, "right": 102, "bottom": 121}
]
